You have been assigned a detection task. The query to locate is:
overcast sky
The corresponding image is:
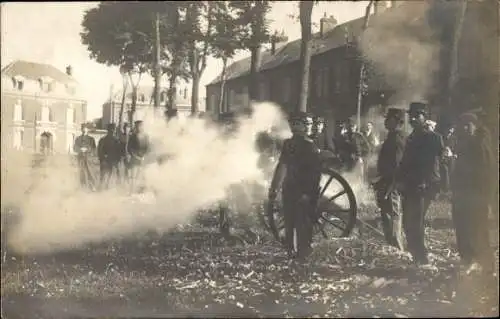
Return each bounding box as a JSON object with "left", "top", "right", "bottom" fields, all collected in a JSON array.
[{"left": 1, "top": 1, "right": 368, "bottom": 120}]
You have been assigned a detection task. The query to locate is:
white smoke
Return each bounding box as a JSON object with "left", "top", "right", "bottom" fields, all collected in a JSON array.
[{"left": 3, "top": 102, "right": 291, "bottom": 255}]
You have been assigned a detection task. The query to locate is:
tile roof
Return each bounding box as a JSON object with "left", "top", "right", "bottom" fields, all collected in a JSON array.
[
  {"left": 1, "top": 60, "right": 77, "bottom": 85},
  {"left": 207, "top": 16, "right": 366, "bottom": 86}
]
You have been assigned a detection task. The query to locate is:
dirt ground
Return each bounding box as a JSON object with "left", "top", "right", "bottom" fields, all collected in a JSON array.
[{"left": 1, "top": 200, "right": 498, "bottom": 318}]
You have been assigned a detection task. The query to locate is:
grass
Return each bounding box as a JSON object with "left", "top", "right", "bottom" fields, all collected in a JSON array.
[{"left": 1, "top": 198, "right": 499, "bottom": 318}]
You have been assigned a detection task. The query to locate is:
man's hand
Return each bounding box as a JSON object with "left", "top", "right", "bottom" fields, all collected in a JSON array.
[{"left": 80, "top": 147, "right": 88, "bottom": 153}]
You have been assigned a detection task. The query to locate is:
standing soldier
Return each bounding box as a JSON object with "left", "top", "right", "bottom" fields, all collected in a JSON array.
[
  {"left": 311, "top": 115, "right": 336, "bottom": 154},
  {"left": 268, "top": 112, "right": 322, "bottom": 260},
  {"left": 336, "top": 119, "right": 370, "bottom": 177},
  {"left": 440, "top": 125, "right": 457, "bottom": 195},
  {"left": 373, "top": 108, "right": 406, "bottom": 250},
  {"left": 397, "top": 102, "right": 444, "bottom": 265},
  {"left": 127, "top": 120, "right": 151, "bottom": 192},
  {"left": 97, "top": 123, "right": 121, "bottom": 190},
  {"left": 451, "top": 112, "right": 495, "bottom": 275},
  {"left": 73, "top": 123, "right": 97, "bottom": 190}
]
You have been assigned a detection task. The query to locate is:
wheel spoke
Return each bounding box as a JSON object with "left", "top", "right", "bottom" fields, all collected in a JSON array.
[
  {"left": 320, "top": 214, "right": 346, "bottom": 231},
  {"left": 327, "top": 190, "right": 347, "bottom": 203},
  {"left": 319, "top": 176, "right": 334, "bottom": 197}
]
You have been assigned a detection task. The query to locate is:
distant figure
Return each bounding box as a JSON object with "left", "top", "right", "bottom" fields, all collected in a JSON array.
[
  {"left": 336, "top": 119, "right": 370, "bottom": 176},
  {"left": 127, "top": 120, "right": 151, "bottom": 192},
  {"left": 97, "top": 123, "right": 122, "bottom": 190},
  {"left": 373, "top": 108, "right": 406, "bottom": 251},
  {"left": 363, "top": 121, "right": 380, "bottom": 152},
  {"left": 73, "top": 124, "right": 97, "bottom": 190},
  {"left": 451, "top": 112, "right": 495, "bottom": 275},
  {"left": 440, "top": 125, "right": 457, "bottom": 194}
]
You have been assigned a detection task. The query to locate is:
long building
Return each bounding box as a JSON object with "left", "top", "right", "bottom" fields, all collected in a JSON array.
[
  {"left": 1, "top": 60, "right": 87, "bottom": 154},
  {"left": 206, "top": 0, "right": 499, "bottom": 133}
]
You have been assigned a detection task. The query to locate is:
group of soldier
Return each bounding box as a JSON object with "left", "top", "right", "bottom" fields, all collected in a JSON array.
[
  {"left": 72, "top": 120, "right": 151, "bottom": 192},
  {"left": 268, "top": 102, "right": 495, "bottom": 276}
]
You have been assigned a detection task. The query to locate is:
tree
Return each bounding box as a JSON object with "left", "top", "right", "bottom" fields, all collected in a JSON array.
[
  {"left": 210, "top": 2, "right": 247, "bottom": 113},
  {"left": 356, "top": 0, "right": 375, "bottom": 129},
  {"left": 298, "top": 1, "right": 314, "bottom": 112},
  {"left": 81, "top": 2, "right": 156, "bottom": 123},
  {"left": 230, "top": 1, "right": 273, "bottom": 102},
  {"left": 118, "top": 65, "right": 129, "bottom": 131}
]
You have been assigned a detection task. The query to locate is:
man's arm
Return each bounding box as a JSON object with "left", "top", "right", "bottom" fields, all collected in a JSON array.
[
  {"left": 268, "top": 140, "right": 291, "bottom": 200},
  {"left": 97, "top": 138, "right": 105, "bottom": 161}
]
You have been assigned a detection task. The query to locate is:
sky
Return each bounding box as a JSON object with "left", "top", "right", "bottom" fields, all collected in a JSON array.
[{"left": 1, "top": 1, "right": 368, "bottom": 120}]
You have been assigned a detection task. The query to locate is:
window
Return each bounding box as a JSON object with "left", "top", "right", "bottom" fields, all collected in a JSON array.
[
  {"left": 14, "top": 99, "right": 23, "bottom": 121},
  {"left": 183, "top": 88, "right": 187, "bottom": 99},
  {"left": 283, "top": 76, "right": 291, "bottom": 102},
  {"left": 67, "top": 106, "right": 75, "bottom": 124},
  {"left": 41, "top": 101, "right": 51, "bottom": 122},
  {"left": 228, "top": 89, "right": 236, "bottom": 107}
]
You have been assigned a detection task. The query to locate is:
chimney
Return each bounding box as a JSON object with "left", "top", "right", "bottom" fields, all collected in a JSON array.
[
  {"left": 320, "top": 13, "right": 337, "bottom": 37},
  {"left": 374, "top": 1, "right": 388, "bottom": 14},
  {"left": 66, "top": 65, "right": 73, "bottom": 76}
]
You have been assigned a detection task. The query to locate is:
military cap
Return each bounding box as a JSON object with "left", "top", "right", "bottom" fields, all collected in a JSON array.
[
  {"left": 288, "top": 112, "right": 312, "bottom": 123},
  {"left": 458, "top": 112, "right": 478, "bottom": 125},
  {"left": 408, "top": 102, "right": 428, "bottom": 115},
  {"left": 386, "top": 108, "right": 405, "bottom": 120}
]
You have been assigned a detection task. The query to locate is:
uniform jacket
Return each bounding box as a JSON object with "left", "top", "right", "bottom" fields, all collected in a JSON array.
[
  {"left": 73, "top": 134, "right": 96, "bottom": 157},
  {"left": 398, "top": 129, "right": 444, "bottom": 191},
  {"left": 97, "top": 134, "right": 122, "bottom": 164},
  {"left": 127, "top": 133, "right": 151, "bottom": 160},
  {"left": 377, "top": 129, "right": 406, "bottom": 184},
  {"left": 451, "top": 132, "right": 494, "bottom": 198},
  {"left": 271, "top": 135, "right": 322, "bottom": 196}
]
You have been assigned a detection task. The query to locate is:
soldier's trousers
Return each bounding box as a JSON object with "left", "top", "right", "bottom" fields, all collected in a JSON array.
[
  {"left": 78, "top": 157, "right": 95, "bottom": 190},
  {"left": 282, "top": 191, "right": 316, "bottom": 259},
  {"left": 452, "top": 191, "right": 493, "bottom": 270},
  {"left": 99, "top": 161, "right": 121, "bottom": 190},
  {"left": 376, "top": 186, "right": 404, "bottom": 251},
  {"left": 402, "top": 189, "right": 432, "bottom": 263}
]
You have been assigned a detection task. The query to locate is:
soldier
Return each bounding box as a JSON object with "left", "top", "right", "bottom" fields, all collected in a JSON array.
[
  {"left": 440, "top": 125, "right": 457, "bottom": 195},
  {"left": 451, "top": 112, "right": 495, "bottom": 275},
  {"left": 127, "top": 120, "right": 151, "bottom": 192},
  {"left": 73, "top": 123, "right": 97, "bottom": 190},
  {"left": 311, "top": 115, "right": 335, "bottom": 154},
  {"left": 336, "top": 119, "right": 370, "bottom": 175},
  {"left": 397, "top": 102, "right": 444, "bottom": 265},
  {"left": 97, "top": 123, "right": 122, "bottom": 190},
  {"left": 363, "top": 121, "right": 380, "bottom": 151},
  {"left": 373, "top": 108, "right": 406, "bottom": 250},
  {"left": 268, "top": 112, "right": 322, "bottom": 260}
]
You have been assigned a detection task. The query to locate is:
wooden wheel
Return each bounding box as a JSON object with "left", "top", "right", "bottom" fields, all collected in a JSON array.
[{"left": 266, "top": 167, "right": 357, "bottom": 243}]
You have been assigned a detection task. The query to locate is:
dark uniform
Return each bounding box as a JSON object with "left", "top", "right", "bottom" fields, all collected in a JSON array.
[
  {"left": 440, "top": 127, "right": 457, "bottom": 193},
  {"left": 73, "top": 124, "right": 97, "bottom": 190},
  {"left": 397, "top": 102, "right": 444, "bottom": 264},
  {"left": 127, "top": 120, "right": 151, "bottom": 192},
  {"left": 97, "top": 123, "right": 122, "bottom": 190},
  {"left": 374, "top": 108, "right": 406, "bottom": 250},
  {"left": 451, "top": 112, "right": 495, "bottom": 273},
  {"left": 269, "top": 112, "right": 322, "bottom": 259}
]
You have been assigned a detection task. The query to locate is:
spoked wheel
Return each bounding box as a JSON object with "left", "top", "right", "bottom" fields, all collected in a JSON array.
[
  {"left": 312, "top": 167, "right": 357, "bottom": 239},
  {"left": 266, "top": 167, "right": 357, "bottom": 244}
]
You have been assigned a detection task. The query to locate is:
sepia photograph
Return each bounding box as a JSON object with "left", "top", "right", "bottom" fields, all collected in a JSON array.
[{"left": 1, "top": 1, "right": 498, "bottom": 317}]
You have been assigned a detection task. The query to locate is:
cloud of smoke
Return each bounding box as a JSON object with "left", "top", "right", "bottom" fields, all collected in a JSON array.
[
  {"left": 3, "top": 102, "right": 291, "bottom": 255},
  {"left": 359, "top": 2, "right": 441, "bottom": 105}
]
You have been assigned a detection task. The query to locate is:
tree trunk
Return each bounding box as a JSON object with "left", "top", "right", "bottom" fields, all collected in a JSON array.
[
  {"left": 447, "top": 0, "right": 467, "bottom": 108},
  {"left": 166, "top": 71, "right": 178, "bottom": 112},
  {"left": 118, "top": 78, "right": 129, "bottom": 131},
  {"left": 298, "top": 1, "right": 314, "bottom": 113},
  {"left": 356, "top": 0, "right": 375, "bottom": 128},
  {"left": 191, "top": 73, "right": 200, "bottom": 115},
  {"left": 249, "top": 45, "right": 262, "bottom": 102},
  {"left": 219, "top": 57, "right": 228, "bottom": 113},
  {"left": 153, "top": 12, "right": 162, "bottom": 109},
  {"left": 129, "top": 86, "right": 138, "bottom": 125}
]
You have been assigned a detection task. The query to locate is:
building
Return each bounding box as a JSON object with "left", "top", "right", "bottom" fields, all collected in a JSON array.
[
  {"left": 1, "top": 60, "right": 87, "bottom": 154},
  {"left": 206, "top": 0, "right": 498, "bottom": 132},
  {"left": 102, "top": 84, "right": 194, "bottom": 127}
]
